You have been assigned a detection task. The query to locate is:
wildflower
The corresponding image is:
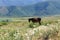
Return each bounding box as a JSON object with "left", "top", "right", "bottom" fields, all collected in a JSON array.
[
  {"left": 25, "top": 33, "right": 28, "bottom": 36},
  {"left": 4, "top": 33, "right": 9, "bottom": 37},
  {"left": 25, "top": 33, "right": 30, "bottom": 40},
  {"left": 28, "top": 30, "right": 35, "bottom": 35}
]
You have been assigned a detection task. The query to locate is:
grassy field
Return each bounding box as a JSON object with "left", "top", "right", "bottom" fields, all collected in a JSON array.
[{"left": 0, "top": 16, "right": 60, "bottom": 40}]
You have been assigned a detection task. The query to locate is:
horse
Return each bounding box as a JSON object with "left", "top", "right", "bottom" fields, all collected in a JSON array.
[{"left": 28, "top": 18, "right": 41, "bottom": 25}]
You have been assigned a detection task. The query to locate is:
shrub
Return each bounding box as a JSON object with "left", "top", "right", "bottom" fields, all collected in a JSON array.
[
  {"left": 29, "top": 22, "right": 40, "bottom": 28},
  {"left": 1, "top": 22, "right": 8, "bottom": 25},
  {"left": 29, "top": 22, "right": 34, "bottom": 28}
]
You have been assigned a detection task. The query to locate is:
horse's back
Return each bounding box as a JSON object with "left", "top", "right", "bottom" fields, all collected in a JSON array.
[{"left": 28, "top": 18, "right": 41, "bottom": 22}]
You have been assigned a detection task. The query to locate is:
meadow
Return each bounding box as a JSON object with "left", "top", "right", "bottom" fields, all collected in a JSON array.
[{"left": 0, "top": 16, "right": 60, "bottom": 40}]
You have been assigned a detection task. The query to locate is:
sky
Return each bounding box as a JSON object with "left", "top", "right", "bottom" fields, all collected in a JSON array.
[{"left": 0, "top": 0, "right": 46, "bottom": 6}]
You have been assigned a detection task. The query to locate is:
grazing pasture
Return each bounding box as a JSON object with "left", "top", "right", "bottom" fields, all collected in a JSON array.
[{"left": 0, "top": 16, "right": 60, "bottom": 40}]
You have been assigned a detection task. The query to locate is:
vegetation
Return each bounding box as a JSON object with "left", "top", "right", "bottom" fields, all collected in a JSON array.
[{"left": 0, "top": 16, "right": 60, "bottom": 40}]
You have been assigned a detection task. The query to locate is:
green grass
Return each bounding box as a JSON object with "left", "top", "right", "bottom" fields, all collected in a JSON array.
[{"left": 0, "top": 16, "right": 60, "bottom": 40}]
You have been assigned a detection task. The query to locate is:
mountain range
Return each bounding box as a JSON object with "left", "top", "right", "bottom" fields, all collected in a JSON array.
[{"left": 0, "top": 0, "right": 60, "bottom": 17}]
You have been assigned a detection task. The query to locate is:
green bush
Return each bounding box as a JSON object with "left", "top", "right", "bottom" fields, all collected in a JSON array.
[
  {"left": 29, "top": 22, "right": 34, "bottom": 28},
  {"left": 1, "top": 22, "right": 8, "bottom": 25},
  {"left": 29, "top": 22, "right": 40, "bottom": 28}
]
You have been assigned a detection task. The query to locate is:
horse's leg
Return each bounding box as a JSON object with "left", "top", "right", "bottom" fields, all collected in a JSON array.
[
  {"left": 29, "top": 19, "right": 31, "bottom": 22},
  {"left": 39, "top": 21, "right": 41, "bottom": 25}
]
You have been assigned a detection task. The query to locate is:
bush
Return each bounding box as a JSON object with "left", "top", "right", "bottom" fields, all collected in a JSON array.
[
  {"left": 29, "top": 22, "right": 34, "bottom": 28},
  {"left": 1, "top": 22, "right": 8, "bottom": 25},
  {"left": 29, "top": 22, "right": 40, "bottom": 28}
]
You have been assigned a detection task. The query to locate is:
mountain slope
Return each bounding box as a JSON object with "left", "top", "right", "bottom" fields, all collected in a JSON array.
[{"left": 0, "top": 1, "right": 60, "bottom": 17}]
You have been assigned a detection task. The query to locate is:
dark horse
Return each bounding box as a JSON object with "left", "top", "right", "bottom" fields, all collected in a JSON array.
[{"left": 28, "top": 18, "right": 41, "bottom": 25}]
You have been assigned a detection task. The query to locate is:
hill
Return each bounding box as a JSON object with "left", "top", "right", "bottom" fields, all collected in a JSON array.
[{"left": 0, "top": 1, "right": 60, "bottom": 17}]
